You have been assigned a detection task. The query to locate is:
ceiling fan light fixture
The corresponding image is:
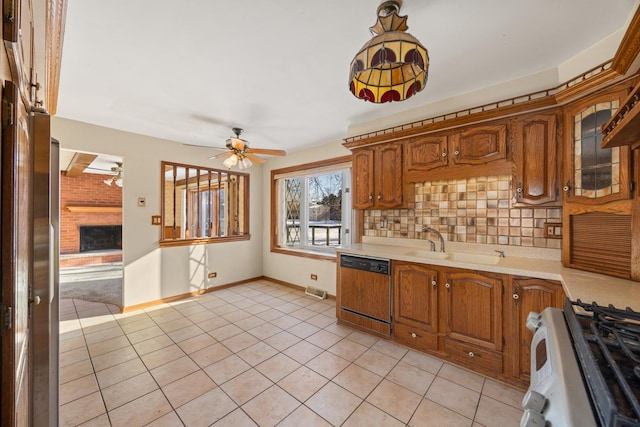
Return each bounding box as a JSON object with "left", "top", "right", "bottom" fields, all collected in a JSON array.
[
  {"left": 223, "top": 154, "right": 239, "bottom": 169},
  {"left": 349, "top": 0, "right": 429, "bottom": 103}
]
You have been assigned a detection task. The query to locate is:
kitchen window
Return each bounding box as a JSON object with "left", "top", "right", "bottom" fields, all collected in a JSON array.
[
  {"left": 271, "top": 156, "right": 352, "bottom": 258},
  {"left": 160, "top": 161, "right": 250, "bottom": 246}
]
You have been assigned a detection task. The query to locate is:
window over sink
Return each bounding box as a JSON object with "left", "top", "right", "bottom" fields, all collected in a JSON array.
[{"left": 271, "top": 156, "right": 352, "bottom": 259}]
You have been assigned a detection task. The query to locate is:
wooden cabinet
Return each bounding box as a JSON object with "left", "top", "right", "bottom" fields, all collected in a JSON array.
[
  {"left": 562, "top": 85, "right": 635, "bottom": 279},
  {"left": 512, "top": 112, "right": 560, "bottom": 206},
  {"left": 405, "top": 122, "right": 511, "bottom": 182},
  {"left": 352, "top": 142, "right": 403, "bottom": 209},
  {"left": 507, "top": 277, "right": 564, "bottom": 383},
  {"left": 442, "top": 269, "right": 504, "bottom": 374},
  {"left": 392, "top": 261, "right": 439, "bottom": 351}
]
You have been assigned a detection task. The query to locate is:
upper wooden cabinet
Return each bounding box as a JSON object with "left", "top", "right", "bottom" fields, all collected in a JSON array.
[
  {"left": 405, "top": 122, "right": 511, "bottom": 182},
  {"left": 352, "top": 142, "right": 404, "bottom": 209},
  {"left": 511, "top": 112, "right": 560, "bottom": 206},
  {"left": 563, "top": 88, "right": 632, "bottom": 205},
  {"left": 450, "top": 124, "right": 507, "bottom": 166}
]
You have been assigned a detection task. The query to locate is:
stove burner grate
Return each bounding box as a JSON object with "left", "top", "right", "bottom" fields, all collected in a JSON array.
[{"left": 567, "top": 300, "right": 640, "bottom": 427}]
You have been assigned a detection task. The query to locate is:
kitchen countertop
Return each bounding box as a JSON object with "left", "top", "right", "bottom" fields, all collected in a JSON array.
[{"left": 337, "top": 237, "right": 640, "bottom": 312}]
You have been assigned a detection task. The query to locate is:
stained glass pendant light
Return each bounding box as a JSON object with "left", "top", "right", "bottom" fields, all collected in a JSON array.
[{"left": 349, "top": 0, "right": 428, "bottom": 103}]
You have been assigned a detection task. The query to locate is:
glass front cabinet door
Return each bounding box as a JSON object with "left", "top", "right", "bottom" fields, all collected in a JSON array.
[{"left": 564, "top": 89, "right": 632, "bottom": 204}]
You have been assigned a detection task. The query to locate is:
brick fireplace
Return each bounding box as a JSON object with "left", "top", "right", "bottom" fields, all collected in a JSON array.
[{"left": 60, "top": 171, "right": 123, "bottom": 267}]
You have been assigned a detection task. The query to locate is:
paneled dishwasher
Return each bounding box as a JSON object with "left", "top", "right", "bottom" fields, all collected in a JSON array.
[{"left": 337, "top": 253, "right": 391, "bottom": 337}]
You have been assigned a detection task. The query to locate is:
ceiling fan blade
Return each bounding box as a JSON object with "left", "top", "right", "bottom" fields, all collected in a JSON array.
[
  {"left": 209, "top": 151, "right": 234, "bottom": 160},
  {"left": 245, "top": 153, "right": 265, "bottom": 164},
  {"left": 247, "top": 148, "right": 286, "bottom": 156}
]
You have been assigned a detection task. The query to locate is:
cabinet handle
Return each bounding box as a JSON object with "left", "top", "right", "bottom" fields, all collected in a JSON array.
[
  {"left": 468, "top": 351, "right": 476, "bottom": 358},
  {"left": 441, "top": 150, "right": 447, "bottom": 160},
  {"left": 454, "top": 148, "right": 460, "bottom": 157},
  {"left": 369, "top": 193, "right": 373, "bottom": 201},
  {"left": 410, "top": 332, "right": 418, "bottom": 338},
  {"left": 513, "top": 293, "right": 520, "bottom": 300},
  {"left": 562, "top": 180, "right": 571, "bottom": 193},
  {"left": 445, "top": 282, "right": 451, "bottom": 290},
  {"left": 431, "top": 279, "right": 437, "bottom": 289},
  {"left": 377, "top": 193, "right": 382, "bottom": 200},
  {"left": 513, "top": 287, "right": 519, "bottom": 305},
  {"left": 516, "top": 182, "right": 523, "bottom": 194}
]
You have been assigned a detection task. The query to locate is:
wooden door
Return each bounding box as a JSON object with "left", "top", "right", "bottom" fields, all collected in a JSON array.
[
  {"left": 443, "top": 270, "right": 503, "bottom": 351},
  {"left": 1, "top": 80, "right": 33, "bottom": 427},
  {"left": 512, "top": 112, "right": 559, "bottom": 206},
  {"left": 405, "top": 134, "right": 448, "bottom": 173},
  {"left": 374, "top": 143, "right": 403, "bottom": 208},
  {"left": 450, "top": 124, "right": 507, "bottom": 166},
  {"left": 352, "top": 148, "right": 374, "bottom": 209},
  {"left": 509, "top": 277, "right": 564, "bottom": 383},
  {"left": 393, "top": 262, "right": 438, "bottom": 333}
]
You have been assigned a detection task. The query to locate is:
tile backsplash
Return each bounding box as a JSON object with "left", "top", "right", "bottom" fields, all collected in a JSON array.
[{"left": 363, "top": 175, "right": 562, "bottom": 249}]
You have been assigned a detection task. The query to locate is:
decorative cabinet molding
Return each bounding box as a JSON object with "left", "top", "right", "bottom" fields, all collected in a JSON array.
[
  {"left": 511, "top": 112, "right": 560, "bottom": 206},
  {"left": 352, "top": 143, "right": 404, "bottom": 209},
  {"left": 450, "top": 124, "right": 507, "bottom": 166}
]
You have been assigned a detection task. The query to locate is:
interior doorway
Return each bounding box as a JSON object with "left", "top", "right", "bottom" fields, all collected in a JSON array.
[{"left": 58, "top": 150, "right": 123, "bottom": 308}]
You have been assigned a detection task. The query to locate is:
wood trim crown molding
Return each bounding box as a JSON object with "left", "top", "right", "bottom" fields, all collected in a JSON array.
[
  {"left": 611, "top": 5, "right": 640, "bottom": 76},
  {"left": 46, "top": 0, "right": 66, "bottom": 115}
]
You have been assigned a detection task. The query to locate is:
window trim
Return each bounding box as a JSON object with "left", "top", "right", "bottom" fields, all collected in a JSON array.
[
  {"left": 159, "top": 161, "right": 250, "bottom": 248},
  {"left": 270, "top": 156, "right": 352, "bottom": 260}
]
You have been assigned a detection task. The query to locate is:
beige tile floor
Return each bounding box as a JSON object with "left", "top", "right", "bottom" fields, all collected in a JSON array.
[{"left": 59, "top": 280, "right": 525, "bottom": 427}]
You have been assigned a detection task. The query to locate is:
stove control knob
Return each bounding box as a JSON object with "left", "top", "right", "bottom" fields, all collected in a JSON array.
[
  {"left": 526, "top": 312, "right": 542, "bottom": 332},
  {"left": 522, "top": 390, "right": 546, "bottom": 413},
  {"left": 520, "top": 409, "right": 545, "bottom": 427}
]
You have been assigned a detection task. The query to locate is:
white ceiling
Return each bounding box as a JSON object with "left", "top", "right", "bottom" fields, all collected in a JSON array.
[{"left": 56, "top": 0, "right": 637, "bottom": 156}]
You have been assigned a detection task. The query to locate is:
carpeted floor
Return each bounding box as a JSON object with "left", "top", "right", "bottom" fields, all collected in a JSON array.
[{"left": 59, "top": 262, "right": 123, "bottom": 307}]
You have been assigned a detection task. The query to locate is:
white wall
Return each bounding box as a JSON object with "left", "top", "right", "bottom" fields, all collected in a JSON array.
[
  {"left": 261, "top": 141, "right": 351, "bottom": 296},
  {"left": 52, "top": 117, "right": 264, "bottom": 307}
]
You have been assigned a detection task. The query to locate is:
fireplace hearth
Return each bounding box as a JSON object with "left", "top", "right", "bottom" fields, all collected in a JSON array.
[{"left": 79, "top": 225, "right": 122, "bottom": 252}]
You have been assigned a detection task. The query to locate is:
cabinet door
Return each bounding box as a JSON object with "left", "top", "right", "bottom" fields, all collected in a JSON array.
[
  {"left": 375, "top": 143, "right": 403, "bottom": 208},
  {"left": 405, "top": 135, "right": 448, "bottom": 172},
  {"left": 509, "top": 277, "right": 564, "bottom": 383},
  {"left": 393, "top": 262, "right": 439, "bottom": 333},
  {"left": 512, "top": 113, "right": 559, "bottom": 206},
  {"left": 450, "top": 124, "right": 507, "bottom": 166},
  {"left": 563, "top": 89, "right": 631, "bottom": 204},
  {"left": 443, "top": 270, "right": 503, "bottom": 352},
  {"left": 352, "top": 148, "right": 375, "bottom": 209}
]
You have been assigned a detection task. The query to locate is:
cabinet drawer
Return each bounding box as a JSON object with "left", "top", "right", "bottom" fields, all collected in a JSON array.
[
  {"left": 393, "top": 323, "right": 438, "bottom": 352},
  {"left": 444, "top": 338, "right": 502, "bottom": 373}
]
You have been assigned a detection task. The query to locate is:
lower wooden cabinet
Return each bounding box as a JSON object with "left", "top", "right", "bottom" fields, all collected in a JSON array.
[
  {"left": 392, "top": 262, "right": 439, "bottom": 351},
  {"left": 389, "top": 260, "right": 565, "bottom": 387},
  {"left": 507, "top": 276, "right": 564, "bottom": 383}
]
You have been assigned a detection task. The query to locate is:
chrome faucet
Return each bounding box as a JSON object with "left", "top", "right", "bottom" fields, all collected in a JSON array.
[{"left": 422, "top": 226, "right": 446, "bottom": 252}]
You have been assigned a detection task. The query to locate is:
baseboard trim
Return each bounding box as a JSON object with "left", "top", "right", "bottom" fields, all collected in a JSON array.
[{"left": 122, "top": 276, "right": 334, "bottom": 312}]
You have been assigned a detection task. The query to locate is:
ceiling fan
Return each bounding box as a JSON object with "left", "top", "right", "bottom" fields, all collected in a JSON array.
[{"left": 210, "top": 127, "right": 286, "bottom": 170}]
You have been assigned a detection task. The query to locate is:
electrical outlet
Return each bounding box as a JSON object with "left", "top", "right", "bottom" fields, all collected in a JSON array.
[
  {"left": 310, "top": 274, "right": 317, "bottom": 281},
  {"left": 138, "top": 197, "right": 146, "bottom": 207},
  {"left": 208, "top": 272, "right": 217, "bottom": 279}
]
